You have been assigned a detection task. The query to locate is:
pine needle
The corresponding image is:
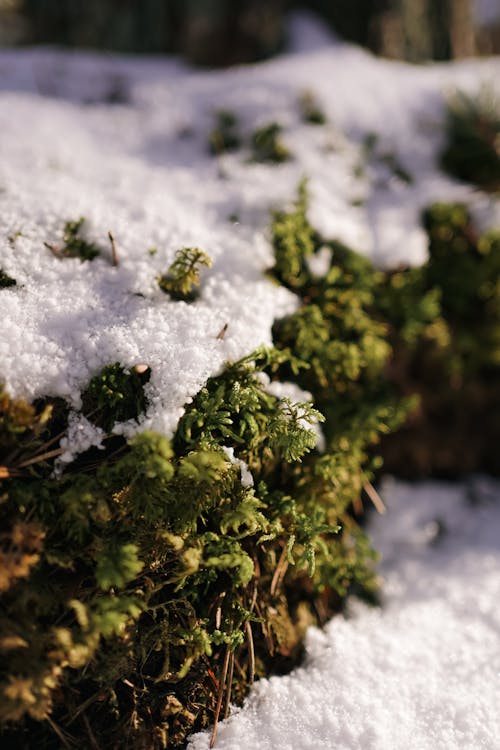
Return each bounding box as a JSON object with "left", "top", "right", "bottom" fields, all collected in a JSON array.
[
  {"left": 245, "top": 620, "right": 255, "bottom": 685},
  {"left": 363, "top": 482, "right": 387, "bottom": 514},
  {"left": 210, "top": 644, "right": 231, "bottom": 748}
]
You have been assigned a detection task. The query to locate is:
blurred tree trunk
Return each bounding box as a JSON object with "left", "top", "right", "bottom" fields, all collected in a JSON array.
[
  {"left": 5, "top": 0, "right": 497, "bottom": 63},
  {"left": 450, "top": 0, "right": 476, "bottom": 57}
]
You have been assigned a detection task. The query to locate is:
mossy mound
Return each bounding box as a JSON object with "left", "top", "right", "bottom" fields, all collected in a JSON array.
[{"left": 1, "top": 187, "right": 499, "bottom": 749}]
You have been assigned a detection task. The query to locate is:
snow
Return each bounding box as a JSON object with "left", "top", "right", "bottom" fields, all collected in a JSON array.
[
  {"left": 1, "top": 15, "right": 499, "bottom": 446},
  {"left": 189, "top": 477, "right": 500, "bottom": 750}
]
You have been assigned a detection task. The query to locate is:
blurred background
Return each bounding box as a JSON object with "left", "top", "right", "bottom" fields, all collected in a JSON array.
[{"left": 0, "top": 0, "right": 499, "bottom": 65}]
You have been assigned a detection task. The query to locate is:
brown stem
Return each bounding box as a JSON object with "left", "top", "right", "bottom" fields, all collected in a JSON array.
[
  {"left": 82, "top": 711, "right": 101, "bottom": 750},
  {"left": 16, "top": 447, "right": 65, "bottom": 468},
  {"left": 223, "top": 652, "right": 235, "bottom": 720},
  {"left": 245, "top": 620, "right": 255, "bottom": 685},
  {"left": 363, "top": 481, "right": 387, "bottom": 514},
  {"left": 210, "top": 644, "right": 231, "bottom": 748},
  {"left": 108, "top": 231, "right": 119, "bottom": 267},
  {"left": 46, "top": 717, "right": 73, "bottom": 749},
  {"left": 270, "top": 544, "right": 288, "bottom": 597}
]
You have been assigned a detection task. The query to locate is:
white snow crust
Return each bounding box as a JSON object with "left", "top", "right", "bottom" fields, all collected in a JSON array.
[
  {"left": 189, "top": 478, "right": 500, "bottom": 750},
  {"left": 1, "top": 14, "right": 499, "bottom": 444}
]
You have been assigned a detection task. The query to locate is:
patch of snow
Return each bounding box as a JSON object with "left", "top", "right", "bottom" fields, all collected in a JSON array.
[
  {"left": 57, "top": 413, "right": 106, "bottom": 467},
  {"left": 222, "top": 447, "right": 254, "bottom": 488},
  {"left": 305, "top": 245, "right": 332, "bottom": 278},
  {"left": 189, "top": 478, "right": 500, "bottom": 750},
  {"left": 0, "top": 16, "right": 499, "bottom": 449}
]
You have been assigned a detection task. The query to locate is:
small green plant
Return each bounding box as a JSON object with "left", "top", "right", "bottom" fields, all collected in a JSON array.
[
  {"left": 250, "top": 122, "right": 290, "bottom": 164},
  {"left": 0, "top": 270, "right": 16, "bottom": 288},
  {"left": 299, "top": 90, "right": 327, "bottom": 125},
  {"left": 379, "top": 152, "right": 413, "bottom": 184},
  {"left": 81, "top": 362, "right": 150, "bottom": 432},
  {"left": 45, "top": 218, "right": 101, "bottom": 261},
  {"left": 378, "top": 202, "right": 500, "bottom": 476},
  {"left": 441, "top": 87, "right": 500, "bottom": 192},
  {"left": 158, "top": 247, "right": 213, "bottom": 301},
  {"left": 208, "top": 110, "right": 241, "bottom": 155}
]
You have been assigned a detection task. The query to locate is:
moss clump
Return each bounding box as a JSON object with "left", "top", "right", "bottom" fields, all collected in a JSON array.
[
  {"left": 269, "top": 187, "right": 414, "bottom": 508},
  {"left": 45, "top": 218, "right": 101, "bottom": 261},
  {"left": 269, "top": 184, "right": 500, "bottom": 478},
  {"left": 2, "top": 186, "right": 499, "bottom": 748},
  {"left": 81, "top": 362, "right": 151, "bottom": 433},
  {"left": 158, "top": 247, "right": 213, "bottom": 302},
  {"left": 250, "top": 122, "right": 290, "bottom": 164},
  {"left": 299, "top": 90, "right": 327, "bottom": 125},
  {"left": 379, "top": 202, "right": 500, "bottom": 476},
  {"left": 0, "top": 339, "right": 384, "bottom": 748},
  {"left": 0, "top": 270, "right": 16, "bottom": 289},
  {"left": 208, "top": 110, "right": 241, "bottom": 155},
  {"left": 440, "top": 88, "right": 500, "bottom": 192}
]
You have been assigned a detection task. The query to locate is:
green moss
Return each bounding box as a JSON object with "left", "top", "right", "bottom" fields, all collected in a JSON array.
[
  {"left": 2, "top": 186, "right": 499, "bottom": 748},
  {"left": 0, "top": 269, "right": 16, "bottom": 289},
  {"left": 81, "top": 362, "right": 150, "bottom": 432},
  {"left": 0, "top": 346, "right": 374, "bottom": 747},
  {"left": 158, "top": 247, "right": 213, "bottom": 302},
  {"left": 378, "top": 202, "right": 500, "bottom": 476},
  {"left": 208, "top": 110, "right": 241, "bottom": 155},
  {"left": 250, "top": 122, "right": 290, "bottom": 164},
  {"left": 45, "top": 218, "right": 101, "bottom": 261},
  {"left": 440, "top": 88, "right": 500, "bottom": 192},
  {"left": 269, "top": 184, "right": 500, "bottom": 479},
  {"left": 299, "top": 91, "right": 327, "bottom": 125}
]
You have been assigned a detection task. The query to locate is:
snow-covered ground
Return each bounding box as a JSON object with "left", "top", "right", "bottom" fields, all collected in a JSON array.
[
  {"left": 1, "top": 12, "right": 499, "bottom": 748},
  {"left": 1, "top": 12, "right": 499, "bottom": 455},
  {"left": 189, "top": 477, "right": 500, "bottom": 750}
]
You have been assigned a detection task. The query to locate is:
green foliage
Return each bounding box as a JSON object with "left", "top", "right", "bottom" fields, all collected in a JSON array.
[
  {"left": 250, "top": 122, "right": 290, "bottom": 164},
  {"left": 441, "top": 87, "right": 500, "bottom": 192},
  {"left": 158, "top": 247, "right": 213, "bottom": 301},
  {"left": 0, "top": 356, "right": 352, "bottom": 747},
  {"left": 270, "top": 179, "right": 316, "bottom": 289},
  {"left": 81, "top": 362, "right": 150, "bottom": 432},
  {"left": 95, "top": 543, "right": 144, "bottom": 590},
  {"left": 299, "top": 90, "right": 327, "bottom": 125},
  {"left": 269, "top": 183, "right": 499, "bottom": 481},
  {"left": 208, "top": 110, "right": 241, "bottom": 155},
  {"left": 423, "top": 203, "right": 500, "bottom": 372},
  {"left": 0, "top": 269, "right": 16, "bottom": 288},
  {"left": 3, "top": 184, "right": 499, "bottom": 748},
  {"left": 47, "top": 218, "right": 101, "bottom": 261}
]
